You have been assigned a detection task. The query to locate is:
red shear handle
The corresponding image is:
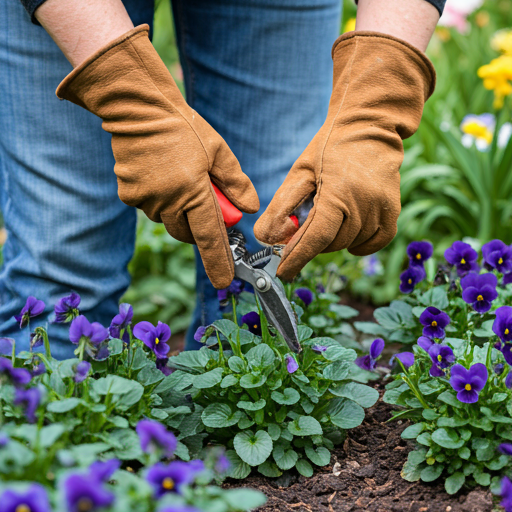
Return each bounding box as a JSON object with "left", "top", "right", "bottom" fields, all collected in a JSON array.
[{"left": 212, "top": 183, "right": 243, "bottom": 228}]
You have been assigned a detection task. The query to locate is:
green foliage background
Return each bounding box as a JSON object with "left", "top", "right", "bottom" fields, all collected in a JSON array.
[{"left": 125, "top": 0, "right": 512, "bottom": 330}]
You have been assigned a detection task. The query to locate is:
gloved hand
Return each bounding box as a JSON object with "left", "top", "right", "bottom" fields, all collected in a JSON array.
[
  {"left": 254, "top": 31, "right": 435, "bottom": 281},
  {"left": 56, "top": 25, "right": 259, "bottom": 289}
]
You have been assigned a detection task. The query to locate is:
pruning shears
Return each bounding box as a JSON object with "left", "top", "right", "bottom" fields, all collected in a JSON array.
[{"left": 212, "top": 184, "right": 302, "bottom": 353}]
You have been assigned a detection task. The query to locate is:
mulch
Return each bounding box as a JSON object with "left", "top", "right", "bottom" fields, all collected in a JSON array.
[{"left": 226, "top": 383, "right": 496, "bottom": 512}]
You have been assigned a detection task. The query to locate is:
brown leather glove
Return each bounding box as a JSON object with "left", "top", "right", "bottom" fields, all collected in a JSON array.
[
  {"left": 56, "top": 25, "right": 259, "bottom": 289},
  {"left": 254, "top": 31, "right": 435, "bottom": 281}
]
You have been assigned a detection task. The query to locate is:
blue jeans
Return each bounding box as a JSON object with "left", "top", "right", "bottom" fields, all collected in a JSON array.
[{"left": 0, "top": 0, "right": 341, "bottom": 357}]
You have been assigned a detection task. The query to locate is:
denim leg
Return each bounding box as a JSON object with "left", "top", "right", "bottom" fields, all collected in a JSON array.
[
  {"left": 172, "top": 0, "right": 342, "bottom": 349},
  {"left": 0, "top": 1, "right": 153, "bottom": 358}
]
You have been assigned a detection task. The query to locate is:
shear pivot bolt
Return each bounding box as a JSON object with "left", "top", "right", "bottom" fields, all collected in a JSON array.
[{"left": 255, "top": 277, "right": 267, "bottom": 290}]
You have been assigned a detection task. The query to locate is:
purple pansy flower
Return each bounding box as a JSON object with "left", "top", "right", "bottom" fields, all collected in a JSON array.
[
  {"left": 502, "top": 344, "right": 512, "bottom": 365},
  {"left": 285, "top": 354, "right": 299, "bottom": 374},
  {"left": 460, "top": 272, "right": 498, "bottom": 313},
  {"left": 109, "top": 303, "right": 133, "bottom": 343},
  {"left": 501, "top": 477, "right": 512, "bottom": 512},
  {"left": 450, "top": 363, "right": 488, "bottom": 403},
  {"left": 399, "top": 266, "right": 424, "bottom": 294},
  {"left": 241, "top": 312, "right": 262, "bottom": 336},
  {"left": 133, "top": 321, "right": 171, "bottom": 359},
  {"left": 316, "top": 284, "right": 326, "bottom": 294},
  {"left": 493, "top": 306, "right": 512, "bottom": 342},
  {"left": 295, "top": 288, "right": 313, "bottom": 306},
  {"left": 499, "top": 443, "right": 512, "bottom": 456},
  {"left": 156, "top": 358, "right": 173, "bottom": 376},
  {"left": 14, "top": 296, "right": 45, "bottom": 329},
  {"left": 312, "top": 344, "right": 328, "bottom": 352},
  {"left": 390, "top": 352, "right": 415, "bottom": 369},
  {"left": 355, "top": 338, "right": 385, "bottom": 371},
  {"left": 193, "top": 326, "right": 207, "bottom": 343},
  {"left": 0, "top": 433, "right": 9, "bottom": 447},
  {"left": 146, "top": 461, "right": 203, "bottom": 498},
  {"left": 31, "top": 359, "right": 46, "bottom": 377},
  {"left": 0, "top": 358, "right": 31, "bottom": 388},
  {"left": 504, "top": 272, "right": 512, "bottom": 286},
  {"left": 407, "top": 241, "right": 433, "bottom": 267},
  {"left": 419, "top": 307, "right": 451, "bottom": 339},
  {"left": 0, "top": 338, "right": 14, "bottom": 356},
  {"left": 215, "top": 453, "right": 230, "bottom": 474},
  {"left": 417, "top": 336, "right": 434, "bottom": 353},
  {"left": 63, "top": 473, "right": 115, "bottom": 512},
  {"left": 218, "top": 279, "right": 244, "bottom": 306},
  {"left": 428, "top": 344, "right": 455, "bottom": 377},
  {"left": 160, "top": 507, "right": 203, "bottom": 512},
  {"left": 362, "top": 254, "right": 382, "bottom": 276},
  {"left": 444, "top": 241, "right": 479, "bottom": 276},
  {"left": 506, "top": 372, "right": 512, "bottom": 389},
  {"left": 0, "top": 484, "right": 50, "bottom": 512},
  {"left": 495, "top": 363, "right": 505, "bottom": 375},
  {"left": 482, "top": 239, "right": 512, "bottom": 274},
  {"left": 74, "top": 361, "right": 91, "bottom": 383},
  {"left": 137, "top": 419, "right": 177, "bottom": 458},
  {"left": 69, "top": 316, "right": 108, "bottom": 346},
  {"left": 88, "top": 459, "right": 120, "bottom": 482},
  {"left": 54, "top": 292, "right": 81, "bottom": 324},
  {"left": 14, "top": 387, "right": 40, "bottom": 423}
]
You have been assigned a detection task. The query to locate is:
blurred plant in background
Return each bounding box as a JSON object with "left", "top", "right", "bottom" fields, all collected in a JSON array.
[{"left": 126, "top": 0, "right": 512, "bottom": 333}]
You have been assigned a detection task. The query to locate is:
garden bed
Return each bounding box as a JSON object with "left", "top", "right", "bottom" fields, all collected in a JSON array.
[{"left": 233, "top": 383, "right": 493, "bottom": 512}]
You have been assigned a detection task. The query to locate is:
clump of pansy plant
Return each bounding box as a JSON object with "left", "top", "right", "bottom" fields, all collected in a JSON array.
[
  {"left": 0, "top": 293, "right": 266, "bottom": 512},
  {"left": 373, "top": 239, "right": 512, "bottom": 495},
  {"left": 171, "top": 289, "right": 377, "bottom": 479},
  {"left": 399, "top": 241, "right": 433, "bottom": 294}
]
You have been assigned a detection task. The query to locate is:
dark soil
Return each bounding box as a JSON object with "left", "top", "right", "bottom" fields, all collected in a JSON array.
[{"left": 227, "top": 384, "right": 495, "bottom": 512}]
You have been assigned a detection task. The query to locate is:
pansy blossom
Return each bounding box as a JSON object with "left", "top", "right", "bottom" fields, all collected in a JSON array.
[
  {"left": 419, "top": 307, "right": 451, "bottom": 339},
  {"left": 444, "top": 241, "right": 479, "bottom": 276},
  {"left": 461, "top": 272, "right": 498, "bottom": 313},
  {"left": 450, "top": 363, "right": 488, "bottom": 404},
  {"left": 355, "top": 338, "right": 385, "bottom": 371}
]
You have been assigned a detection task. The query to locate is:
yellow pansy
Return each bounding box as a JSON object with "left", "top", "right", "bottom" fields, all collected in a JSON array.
[{"left": 478, "top": 55, "right": 512, "bottom": 109}]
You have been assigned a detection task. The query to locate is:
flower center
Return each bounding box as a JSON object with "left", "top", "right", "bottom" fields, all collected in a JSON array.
[
  {"left": 155, "top": 337, "right": 160, "bottom": 345},
  {"left": 416, "top": 253, "right": 422, "bottom": 260},
  {"left": 499, "top": 257, "right": 504, "bottom": 264},
  {"left": 437, "top": 355, "right": 443, "bottom": 362},
  {"left": 460, "top": 258, "right": 466, "bottom": 264},
  {"left": 77, "top": 498, "right": 93, "bottom": 512},
  {"left": 477, "top": 295, "right": 484, "bottom": 301},
  {"left": 506, "top": 329, "right": 510, "bottom": 335},
  {"left": 162, "top": 477, "right": 175, "bottom": 490},
  {"left": 253, "top": 324, "right": 258, "bottom": 329},
  {"left": 408, "top": 279, "right": 412, "bottom": 284},
  {"left": 15, "top": 505, "right": 31, "bottom": 512},
  {"left": 431, "top": 321, "right": 438, "bottom": 327},
  {"left": 465, "top": 383, "right": 472, "bottom": 391}
]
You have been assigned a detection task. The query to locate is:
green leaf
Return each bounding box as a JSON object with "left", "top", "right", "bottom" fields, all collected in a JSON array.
[
  {"left": 137, "top": 365, "right": 164, "bottom": 386},
  {"left": 295, "top": 459, "right": 313, "bottom": 477},
  {"left": 401, "top": 423, "right": 425, "bottom": 440},
  {"left": 228, "top": 356, "right": 246, "bottom": 373},
  {"left": 329, "top": 382, "right": 379, "bottom": 408},
  {"left": 193, "top": 368, "right": 223, "bottom": 389},
  {"left": 47, "top": 398, "right": 83, "bottom": 413},
  {"left": 237, "top": 399, "right": 266, "bottom": 411},
  {"left": 258, "top": 460, "right": 282, "bottom": 477},
  {"left": 329, "top": 304, "right": 359, "bottom": 319},
  {"left": 154, "top": 370, "right": 193, "bottom": 393},
  {"left": 431, "top": 428, "right": 464, "bottom": 449},
  {"left": 298, "top": 325, "right": 314, "bottom": 341},
  {"left": 305, "top": 445, "right": 331, "bottom": 466},
  {"left": 0, "top": 440, "right": 35, "bottom": 472},
  {"left": 458, "top": 447, "right": 471, "bottom": 460},
  {"left": 421, "top": 464, "right": 443, "bottom": 482},
  {"left": 416, "top": 433, "right": 432, "bottom": 446},
  {"left": 110, "top": 429, "right": 143, "bottom": 460},
  {"left": 408, "top": 449, "right": 427, "bottom": 466},
  {"left": 422, "top": 409, "right": 440, "bottom": 421},
  {"left": 401, "top": 460, "right": 421, "bottom": 482},
  {"left": 131, "top": 347, "right": 149, "bottom": 370},
  {"left": 273, "top": 444, "right": 298, "bottom": 470},
  {"left": 288, "top": 416, "right": 323, "bottom": 436},
  {"left": 225, "top": 449, "right": 251, "bottom": 479},
  {"left": 322, "top": 360, "right": 353, "bottom": 381},
  {"left": 437, "top": 416, "right": 468, "bottom": 428},
  {"left": 354, "top": 321, "right": 389, "bottom": 337},
  {"left": 221, "top": 375, "right": 238, "bottom": 388},
  {"left": 108, "top": 337, "right": 124, "bottom": 356},
  {"left": 39, "top": 424, "right": 66, "bottom": 448},
  {"left": 329, "top": 399, "right": 365, "bottom": 429},
  {"left": 437, "top": 390, "right": 462, "bottom": 408},
  {"left": 202, "top": 403, "right": 244, "bottom": 428},
  {"left": 239, "top": 373, "right": 267, "bottom": 389},
  {"left": 222, "top": 489, "right": 267, "bottom": 509},
  {"left": 445, "top": 472, "right": 465, "bottom": 495},
  {"left": 267, "top": 424, "right": 281, "bottom": 441},
  {"left": 234, "top": 430, "right": 273, "bottom": 467},
  {"left": 246, "top": 344, "right": 275, "bottom": 369},
  {"left": 419, "top": 287, "right": 449, "bottom": 310},
  {"left": 167, "top": 349, "right": 210, "bottom": 372},
  {"left": 271, "top": 388, "right": 300, "bottom": 405},
  {"left": 474, "top": 469, "right": 491, "bottom": 486}
]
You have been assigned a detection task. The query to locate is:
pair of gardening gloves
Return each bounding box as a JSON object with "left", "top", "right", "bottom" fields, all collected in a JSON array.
[{"left": 57, "top": 25, "right": 435, "bottom": 290}]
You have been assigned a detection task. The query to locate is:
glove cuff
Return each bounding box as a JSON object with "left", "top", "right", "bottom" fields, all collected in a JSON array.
[
  {"left": 56, "top": 25, "right": 150, "bottom": 107},
  {"left": 331, "top": 30, "right": 436, "bottom": 100}
]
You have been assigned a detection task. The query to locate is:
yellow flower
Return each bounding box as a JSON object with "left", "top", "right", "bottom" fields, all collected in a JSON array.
[
  {"left": 475, "top": 11, "right": 490, "bottom": 28},
  {"left": 491, "top": 28, "right": 512, "bottom": 57},
  {"left": 343, "top": 18, "right": 356, "bottom": 33},
  {"left": 478, "top": 55, "right": 512, "bottom": 108}
]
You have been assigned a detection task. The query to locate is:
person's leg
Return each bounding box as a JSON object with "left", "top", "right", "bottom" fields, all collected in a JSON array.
[
  {"left": 172, "top": 0, "right": 342, "bottom": 349},
  {"left": 0, "top": 1, "right": 153, "bottom": 358}
]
